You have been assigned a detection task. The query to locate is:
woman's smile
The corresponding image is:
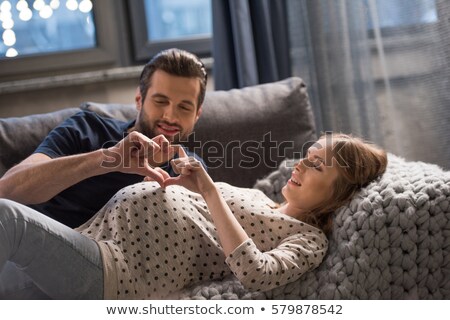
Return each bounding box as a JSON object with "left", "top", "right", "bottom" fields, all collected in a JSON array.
[{"left": 289, "top": 174, "right": 302, "bottom": 186}]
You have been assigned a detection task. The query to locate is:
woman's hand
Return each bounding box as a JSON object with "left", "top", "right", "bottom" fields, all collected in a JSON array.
[
  {"left": 163, "top": 146, "right": 215, "bottom": 196},
  {"left": 164, "top": 146, "right": 250, "bottom": 257}
]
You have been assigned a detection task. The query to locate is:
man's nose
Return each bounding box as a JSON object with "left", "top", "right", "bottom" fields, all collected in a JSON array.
[{"left": 162, "top": 105, "right": 176, "bottom": 122}]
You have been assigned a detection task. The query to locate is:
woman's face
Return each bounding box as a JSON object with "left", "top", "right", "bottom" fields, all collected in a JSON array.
[{"left": 281, "top": 138, "right": 340, "bottom": 215}]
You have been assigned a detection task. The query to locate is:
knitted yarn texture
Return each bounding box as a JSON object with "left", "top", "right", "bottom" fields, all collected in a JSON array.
[{"left": 172, "top": 154, "right": 450, "bottom": 299}]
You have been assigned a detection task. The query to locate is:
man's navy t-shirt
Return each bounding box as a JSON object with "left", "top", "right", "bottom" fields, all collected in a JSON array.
[{"left": 30, "top": 110, "right": 203, "bottom": 228}]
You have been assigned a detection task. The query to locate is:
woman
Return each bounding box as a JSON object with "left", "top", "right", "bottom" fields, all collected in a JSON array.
[{"left": 0, "top": 133, "right": 387, "bottom": 299}]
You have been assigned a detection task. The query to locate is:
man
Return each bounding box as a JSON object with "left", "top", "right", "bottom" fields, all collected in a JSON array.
[
  {"left": 0, "top": 48, "right": 207, "bottom": 298},
  {"left": 0, "top": 48, "right": 207, "bottom": 228}
]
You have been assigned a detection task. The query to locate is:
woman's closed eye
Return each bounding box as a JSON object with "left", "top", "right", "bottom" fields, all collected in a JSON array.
[
  {"left": 306, "top": 150, "right": 324, "bottom": 171},
  {"left": 313, "top": 161, "right": 323, "bottom": 171},
  {"left": 303, "top": 157, "right": 323, "bottom": 171}
]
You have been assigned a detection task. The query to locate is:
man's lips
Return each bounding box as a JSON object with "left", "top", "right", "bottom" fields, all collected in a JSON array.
[{"left": 157, "top": 122, "right": 181, "bottom": 136}]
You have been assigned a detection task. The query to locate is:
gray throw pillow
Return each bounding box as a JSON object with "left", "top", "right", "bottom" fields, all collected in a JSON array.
[{"left": 186, "top": 77, "right": 317, "bottom": 187}]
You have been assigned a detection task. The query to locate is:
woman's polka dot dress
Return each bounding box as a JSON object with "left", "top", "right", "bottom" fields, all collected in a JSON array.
[{"left": 77, "top": 182, "right": 328, "bottom": 299}]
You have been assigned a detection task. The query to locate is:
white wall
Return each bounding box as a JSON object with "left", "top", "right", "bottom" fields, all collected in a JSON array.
[{"left": 0, "top": 67, "right": 214, "bottom": 118}]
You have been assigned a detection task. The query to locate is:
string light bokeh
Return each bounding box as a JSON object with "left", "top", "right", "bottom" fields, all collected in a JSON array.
[{"left": 0, "top": 0, "right": 93, "bottom": 58}]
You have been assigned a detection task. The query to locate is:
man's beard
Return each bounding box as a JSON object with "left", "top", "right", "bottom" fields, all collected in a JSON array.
[{"left": 136, "top": 110, "right": 184, "bottom": 143}]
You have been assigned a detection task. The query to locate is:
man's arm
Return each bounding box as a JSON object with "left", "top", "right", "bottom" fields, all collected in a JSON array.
[
  {"left": 0, "top": 151, "right": 108, "bottom": 204},
  {"left": 0, "top": 131, "right": 172, "bottom": 204}
]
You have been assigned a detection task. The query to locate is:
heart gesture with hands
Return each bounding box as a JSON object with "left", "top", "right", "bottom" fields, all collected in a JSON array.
[
  {"left": 144, "top": 144, "right": 249, "bottom": 257},
  {"left": 104, "top": 131, "right": 176, "bottom": 186},
  {"left": 144, "top": 145, "right": 215, "bottom": 196}
]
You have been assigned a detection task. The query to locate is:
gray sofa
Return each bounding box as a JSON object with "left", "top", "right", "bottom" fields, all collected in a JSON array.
[{"left": 0, "top": 77, "right": 449, "bottom": 299}]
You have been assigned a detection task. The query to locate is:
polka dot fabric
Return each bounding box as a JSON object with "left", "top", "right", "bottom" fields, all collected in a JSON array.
[{"left": 77, "top": 182, "right": 328, "bottom": 299}]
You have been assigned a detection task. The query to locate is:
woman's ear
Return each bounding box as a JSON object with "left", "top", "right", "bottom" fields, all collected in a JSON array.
[{"left": 135, "top": 87, "right": 142, "bottom": 111}]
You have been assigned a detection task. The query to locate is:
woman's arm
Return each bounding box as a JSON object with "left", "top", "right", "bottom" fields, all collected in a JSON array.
[
  {"left": 163, "top": 146, "right": 249, "bottom": 256},
  {"left": 201, "top": 187, "right": 249, "bottom": 256},
  {"left": 225, "top": 232, "right": 327, "bottom": 292},
  {"left": 164, "top": 146, "right": 328, "bottom": 292}
]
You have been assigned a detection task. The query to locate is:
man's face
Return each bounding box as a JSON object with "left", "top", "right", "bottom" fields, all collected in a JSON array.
[{"left": 134, "top": 69, "right": 202, "bottom": 143}]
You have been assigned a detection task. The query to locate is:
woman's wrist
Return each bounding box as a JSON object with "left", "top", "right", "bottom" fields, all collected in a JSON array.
[{"left": 200, "top": 183, "right": 219, "bottom": 200}]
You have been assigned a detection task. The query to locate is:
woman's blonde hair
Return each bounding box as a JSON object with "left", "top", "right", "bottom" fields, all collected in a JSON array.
[{"left": 304, "top": 133, "right": 387, "bottom": 235}]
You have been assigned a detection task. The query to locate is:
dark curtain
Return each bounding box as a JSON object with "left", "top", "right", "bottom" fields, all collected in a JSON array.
[{"left": 212, "top": 0, "right": 291, "bottom": 90}]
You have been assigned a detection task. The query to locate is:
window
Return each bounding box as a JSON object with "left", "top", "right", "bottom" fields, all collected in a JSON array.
[
  {"left": 128, "top": 0, "right": 212, "bottom": 62},
  {"left": 0, "top": 0, "right": 96, "bottom": 59},
  {"left": 0, "top": 0, "right": 212, "bottom": 81},
  {"left": 143, "top": 0, "right": 212, "bottom": 42},
  {"left": 365, "top": 0, "right": 438, "bottom": 31},
  {"left": 364, "top": 0, "right": 440, "bottom": 69},
  {"left": 0, "top": 0, "right": 121, "bottom": 81}
]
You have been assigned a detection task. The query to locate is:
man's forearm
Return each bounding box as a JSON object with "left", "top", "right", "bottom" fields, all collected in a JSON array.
[{"left": 0, "top": 149, "right": 110, "bottom": 204}]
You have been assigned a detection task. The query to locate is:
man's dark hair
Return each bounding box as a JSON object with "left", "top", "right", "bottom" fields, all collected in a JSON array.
[{"left": 139, "top": 48, "right": 207, "bottom": 110}]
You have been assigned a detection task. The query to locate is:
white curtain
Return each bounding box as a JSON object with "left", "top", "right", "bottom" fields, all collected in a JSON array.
[{"left": 287, "top": 0, "right": 450, "bottom": 170}]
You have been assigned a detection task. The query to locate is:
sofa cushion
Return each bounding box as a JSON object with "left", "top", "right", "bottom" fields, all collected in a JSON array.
[
  {"left": 0, "top": 77, "right": 317, "bottom": 187},
  {"left": 80, "top": 101, "right": 137, "bottom": 121}
]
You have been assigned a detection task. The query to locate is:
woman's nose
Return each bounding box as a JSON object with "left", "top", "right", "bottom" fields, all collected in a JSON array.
[
  {"left": 295, "top": 159, "right": 305, "bottom": 171},
  {"left": 296, "top": 158, "right": 313, "bottom": 172}
]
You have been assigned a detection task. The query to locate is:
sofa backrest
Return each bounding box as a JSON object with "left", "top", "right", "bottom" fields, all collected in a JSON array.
[
  {"left": 0, "top": 107, "right": 80, "bottom": 175},
  {"left": 0, "top": 77, "right": 317, "bottom": 187}
]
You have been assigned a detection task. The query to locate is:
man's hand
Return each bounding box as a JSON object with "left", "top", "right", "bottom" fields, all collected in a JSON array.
[
  {"left": 147, "top": 134, "right": 177, "bottom": 167},
  {"left": 103, "top": 132, "right": 175, "bottom": 186}
]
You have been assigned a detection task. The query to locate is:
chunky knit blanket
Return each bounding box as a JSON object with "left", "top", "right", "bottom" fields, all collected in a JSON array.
[{"left": 171, "top": 154, "right": 450, "bottom": 299}]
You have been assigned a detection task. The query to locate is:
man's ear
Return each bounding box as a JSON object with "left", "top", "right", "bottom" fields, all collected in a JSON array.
[
  {"left": 195, "top": 106, "right": 203, "bottom": 122},
  {"left": 135, "top": 87, "right": 142, "bottom": 111}
]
